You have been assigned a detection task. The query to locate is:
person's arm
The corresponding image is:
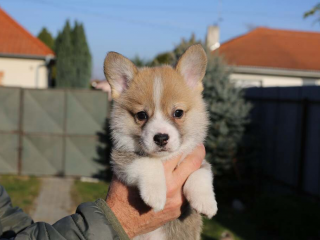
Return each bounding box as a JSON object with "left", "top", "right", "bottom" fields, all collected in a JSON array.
[
  {"left": 0, "top": 145, "right": 205, "bottom": 240},
  {"left": 0, "top": 184, "right": 33, "bottom": 238},
  {"left": 0, "top": 186, "right": 129, "bottom": 240},
  {"left": 13, "top": 200, "right": 130, "bottom": 240}
]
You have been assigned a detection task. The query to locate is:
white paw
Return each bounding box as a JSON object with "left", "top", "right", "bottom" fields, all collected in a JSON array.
[
  {"left": 187, "top": 192, "right": 218, "bottom": 218},
  {"left": 139, "top": 181, "right": 166, "bottom": 212},
  {"left": 183, "top": 161, "right": 218, "bottom": 218},
  {"left": 184, "top": 176, "right": 218, "bottom": 218}
]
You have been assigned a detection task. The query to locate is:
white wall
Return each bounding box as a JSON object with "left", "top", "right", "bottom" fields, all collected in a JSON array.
[
  {"left": 0, "top": 57, "right": 48, "bottom": 88},
  {"left": 230, "top": 73, "right": 320, "bottom": 88}
]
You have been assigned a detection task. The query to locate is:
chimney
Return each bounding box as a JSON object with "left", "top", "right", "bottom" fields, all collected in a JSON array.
[{"left": 206, "top": 26, "right": 220, "bottom": 51}]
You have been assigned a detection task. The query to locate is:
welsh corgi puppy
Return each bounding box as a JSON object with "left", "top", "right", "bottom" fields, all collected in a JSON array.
[{"left": 104, "top": 44, "right": 217, "bottom": 240}]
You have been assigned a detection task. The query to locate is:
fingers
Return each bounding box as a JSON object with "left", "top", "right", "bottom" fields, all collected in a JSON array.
[
  {"left": 173, "top": 144, "right": 205, "bottom": 186},
  {"left": 163, "top": 152, "right": 184, "bottom": 172}
]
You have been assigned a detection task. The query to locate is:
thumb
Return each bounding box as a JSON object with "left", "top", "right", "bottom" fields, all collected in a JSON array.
[{"left": 173, "top": 144, "right": 205, "bottom": 186}]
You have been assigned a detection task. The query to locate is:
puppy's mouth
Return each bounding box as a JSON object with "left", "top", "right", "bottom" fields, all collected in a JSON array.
[
  {"left": 153, "top": 144, "right": 179, "bottom": 156},
  {"left": 158, "top": 147, "right": 168, "bottom": 152},
  {"left": 152, "top": 148, "right": 171, "bottom": 157},
  {"left": 139, "top": 139, "right": 171, "bottom": 156}
]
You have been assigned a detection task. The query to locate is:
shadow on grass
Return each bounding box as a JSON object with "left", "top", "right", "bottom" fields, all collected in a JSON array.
[
  {"left": 201, "top": 234, "right": 218, "bottom": 240},
  {"left": 213, "top": 205, "right": 256, "bottom": 240},
  {"left": 204, "top": 193, "right": 320, "bottom": 240},
  {"left": 202, "top": 204, "right": 256, "bottom": 240}
]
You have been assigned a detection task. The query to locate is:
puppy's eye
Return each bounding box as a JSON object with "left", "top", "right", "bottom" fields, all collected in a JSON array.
[
  {"left": 136, "top": 111, "right": 148, "bottom": 121},
  {"left": 173, "top": 109, "right": 184, "bottom": 119}
]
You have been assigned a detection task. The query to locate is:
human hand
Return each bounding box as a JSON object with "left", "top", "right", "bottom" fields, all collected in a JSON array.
[{"left": 105, "top": 145, "right": 205, "bottom": 239}]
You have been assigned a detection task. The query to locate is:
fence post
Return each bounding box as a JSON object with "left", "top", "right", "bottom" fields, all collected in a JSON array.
[
  {"left": 297, "top": 98, "right": 309, "bottom": 194},
  {"left": 17, "top": 88, "right": 24, "bottom": 175}
]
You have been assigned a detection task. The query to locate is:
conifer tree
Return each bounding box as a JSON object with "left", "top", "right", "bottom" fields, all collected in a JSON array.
[
  {"left": 172, "top": 33, "right": 201, "bottom": 64},
  {"left": 71, "top": 22, "right": 92, "bottom": 88},
  {"left": 203, "top": 55, "right": 252, "bottom": 175},
  {"left": 131, "top": 55, "right": 151, "bottom": 67},
  {"left": 55, "top": 21, "right": 91, "bottom": 88},
  {"left": 38, "top": 27, "right": 56, "bottom": 85},
  {"left": 150, "top": 51, "right": 175, "bottom": 66},
  {"left": 55, "top": 21, "right": 76, "bottom": 88},
  {"left": 54, "top": 31, "right": 62, "bottom": 54},
  {"left": 37, "top": 27, "right": 54, "bottom": 50}
]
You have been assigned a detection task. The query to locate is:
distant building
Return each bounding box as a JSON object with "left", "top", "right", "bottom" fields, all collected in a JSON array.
[
  {"left": 0, "top": 7, "right": 55, "bottom": 88},
  {"left": 208, "top": 27, "right": 320, "bottom": 87}
]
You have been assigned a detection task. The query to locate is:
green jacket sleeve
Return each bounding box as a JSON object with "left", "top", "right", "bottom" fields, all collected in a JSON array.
[
  {"left": 0, "top": 184, "right": 33, "bottom": 238},
  {"left": 14, "top": 199, "right": 130, "bottom": 240},
  {"left": 0, "top": 184, "right": 130, "bottom": 240}
]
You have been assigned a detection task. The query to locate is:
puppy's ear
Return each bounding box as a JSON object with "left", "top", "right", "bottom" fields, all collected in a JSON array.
[
  {"left": 104, "top": 52, "right": 138, "bottom": 99},
  {"left": 176, "top": 44, "right": 207, "bottom": 90}
]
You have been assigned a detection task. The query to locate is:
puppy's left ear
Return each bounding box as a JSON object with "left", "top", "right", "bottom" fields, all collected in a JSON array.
[{"left": 176, "top": 44, "right": 207, "bottom": 90}]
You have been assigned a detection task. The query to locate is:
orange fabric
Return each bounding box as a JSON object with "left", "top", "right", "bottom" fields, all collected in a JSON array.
[
  {"left": 215, "top": 27, "right": 320, "bottom": 71},
  {"left": 0, "top": 7, "right": 54, "bottom": 56}
]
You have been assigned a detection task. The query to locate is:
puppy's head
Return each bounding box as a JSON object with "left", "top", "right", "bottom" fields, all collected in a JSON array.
[{"left": 104, "top": 44, "right": 208, "bottom": 157}]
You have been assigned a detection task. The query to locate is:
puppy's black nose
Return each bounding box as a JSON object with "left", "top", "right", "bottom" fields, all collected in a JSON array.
[{"left": 154, "top": 133, "right": 169, "bottom": 147}]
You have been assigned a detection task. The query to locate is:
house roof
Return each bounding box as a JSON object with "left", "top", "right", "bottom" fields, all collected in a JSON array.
[
  {"left": 215, "top": 27, "right": 320, "bottom": 72},
  {"left": 0, "top": 7, "right": 54, "bottom": 58}
]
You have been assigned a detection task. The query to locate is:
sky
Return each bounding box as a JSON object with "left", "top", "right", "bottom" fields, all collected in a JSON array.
[{"left": 1, "top": 0, "right": 319, "bottom": 79}]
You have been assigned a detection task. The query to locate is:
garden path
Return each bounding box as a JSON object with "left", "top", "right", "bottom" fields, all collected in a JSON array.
[{"left": 32, "top": 177, "right": 74, "bottom": 224}]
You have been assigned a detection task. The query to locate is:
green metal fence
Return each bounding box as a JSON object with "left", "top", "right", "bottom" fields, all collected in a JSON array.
[{"left": 0, "top": 87, "right": 110, "bottom": 177}]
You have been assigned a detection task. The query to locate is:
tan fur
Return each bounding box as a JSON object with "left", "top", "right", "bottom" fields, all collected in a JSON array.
[{"left": 104, "top": 44, "right": 217, "bottom": 240}]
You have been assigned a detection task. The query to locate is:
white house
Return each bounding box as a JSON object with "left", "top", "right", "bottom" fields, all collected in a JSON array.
[
  {"left": 207, "top": 26, "right": 320, "bottom": 87},
  {"left": 0, "top": 7, "right": 54, "bottom": 88}
]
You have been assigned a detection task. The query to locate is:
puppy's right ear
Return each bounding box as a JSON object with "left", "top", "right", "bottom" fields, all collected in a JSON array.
[{"left": 104, "top": 52, "right": 138, "bottom": 99}]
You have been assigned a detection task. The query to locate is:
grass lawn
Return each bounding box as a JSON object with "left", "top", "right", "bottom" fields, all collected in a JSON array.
[
  {"left": 202, "top": 217, "right": 247, "bottom": 240},
  {"left": 71, "top": 180, "right": 110, "bottom": 207},
  {"left": 0, "top": 175, "right": 41, "bottom": 214},
  {"left": 202, "top": 204, "right": 256, "bottom": 240}
]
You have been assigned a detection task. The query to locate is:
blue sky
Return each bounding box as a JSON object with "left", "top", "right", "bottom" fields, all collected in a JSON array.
[{"left": 1, "top": 0, "right": 319, "bottom": 79}]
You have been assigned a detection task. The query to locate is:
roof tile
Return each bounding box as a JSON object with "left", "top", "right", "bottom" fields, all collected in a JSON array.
[
  {"left": 0, "top": 7, "right": 54, "bottom": 57},
  {"left": 215, "top": 27, "right": 320, "bottom": 71}
]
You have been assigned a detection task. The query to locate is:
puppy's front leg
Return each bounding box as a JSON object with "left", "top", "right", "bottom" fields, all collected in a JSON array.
[
  {"left": 125, "top": 158, "right": 166, "bottom": 212},
  {"left": 183, "top": 160, "right": 218, "bottom": 218}
]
